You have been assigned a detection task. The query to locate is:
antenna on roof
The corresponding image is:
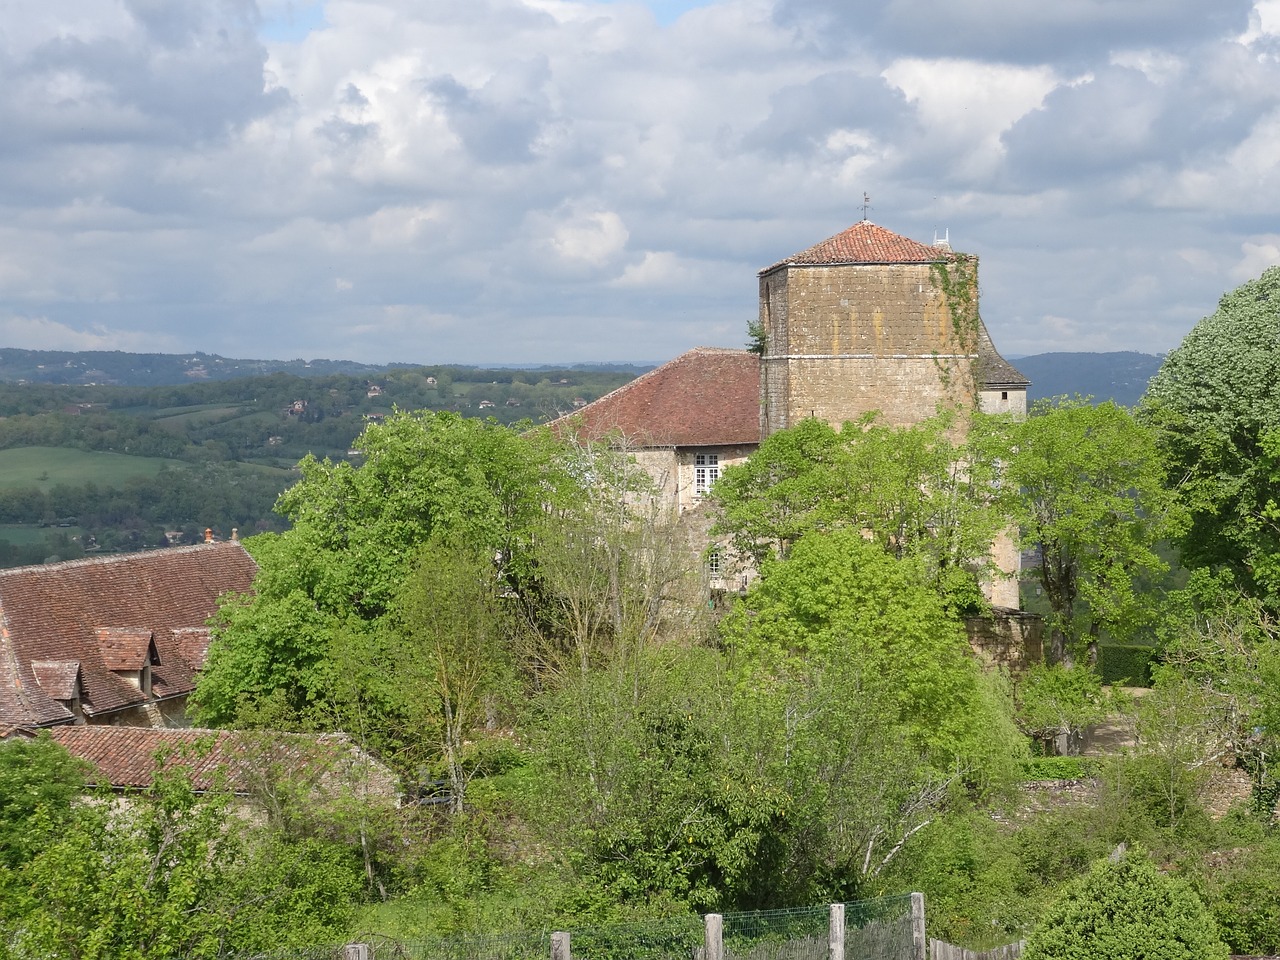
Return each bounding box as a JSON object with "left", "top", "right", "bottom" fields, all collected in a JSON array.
[{"left": 861, "top": 193, "right": 872, "bottom": 222}]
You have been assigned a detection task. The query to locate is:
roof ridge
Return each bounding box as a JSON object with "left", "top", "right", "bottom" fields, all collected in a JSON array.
[{"left": 0, "top": 541, "right": 246, "bottom": 579}]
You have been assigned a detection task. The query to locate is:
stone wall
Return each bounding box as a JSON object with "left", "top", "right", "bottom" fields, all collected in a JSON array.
[
  {"left": 760, "top": 260, "right": 980, "bottom": 434},
  {"left": 964, "top": 609, "right": 1043, "bottom": 672}
]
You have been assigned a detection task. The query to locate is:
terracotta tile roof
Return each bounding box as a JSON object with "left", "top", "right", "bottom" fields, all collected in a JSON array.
[
  {"left": 976, "top": 324, "right": 1030, "bottom": 388},
  {"left": 551, "top": 347, "right": 761, "bottom": 447},
  {"left": 0, "top": 542, "right": 257, "bottom": 728},
  {"left": 95, "top": 627, "right": 157, "bottom": 672},
  {"left": 761, "top": 220, "right": 950, "bottom": 273},
  {"left": 30, "top": 661, "right": 81, "bottom": 701},
  {"left": 47, "top": 726, "right": 397, "bottom": 798}
]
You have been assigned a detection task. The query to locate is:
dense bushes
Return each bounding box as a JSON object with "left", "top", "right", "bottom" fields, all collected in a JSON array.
[{"left": 1023, "top": 849, "right": 1228, "bottom": 960}]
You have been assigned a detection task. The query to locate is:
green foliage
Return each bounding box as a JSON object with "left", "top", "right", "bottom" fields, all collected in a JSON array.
[
  {"left": 194, "top": 410, "right": 572, "bottom": 731},
  {"left": 0, "top": 734, "right": 87, "bottom": 870},
  {"left": 1023, "top": 849, "right": 1229, "bottom": 960},
  {"left": 1143, "top": 265, "right": 1280, "bottom": 606},
  {"left": 1020, "top": 756, "right": 1103, "bottom": 781},
  {"left": 722, "top": 529, "right": 1021, "bottom": 777},
  {"left": 1007, "top": 397, "right": 1177, "bottom": 664},
  {"left": 1153, "top": 568, "right": 1280, "bottom": 814},
  {"left": 1014, "top": 662, "right": 1116, "bottom": 748},
  {"left": 1097, "top": 644, "right": 1155, "bottom": 685},
  {"left": 388, "top": 539, "right": 518, "bottom": 809},
  {"left": 1203, "top": 836, "right": 1280, "bottom": 956},
  {"left": 711, "top": 412, "right": 1004, "bottom": 612}
]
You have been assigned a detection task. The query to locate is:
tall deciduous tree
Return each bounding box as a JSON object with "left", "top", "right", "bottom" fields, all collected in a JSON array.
[
  {"left": 1007, "top": 398, "right": 1177, "bottom": 665},
  {"left": 1143, "top": 266, "right": 1280, "bottom": 606},
  {"left": 193, "top": 411, "right": 572, "bottom": 730}
]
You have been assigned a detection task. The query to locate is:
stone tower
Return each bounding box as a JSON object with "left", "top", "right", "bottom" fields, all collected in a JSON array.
[
  {"left": 758, "top": 220, "right": 1024, "bottom": 434},
  {"left": 757, "top": 219, "right": 1028, "bottom": 608}
]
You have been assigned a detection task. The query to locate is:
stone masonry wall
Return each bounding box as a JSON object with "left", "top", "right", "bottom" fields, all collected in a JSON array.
[{"left": 761, "top": 260, "right": 980, "bottom": 434}]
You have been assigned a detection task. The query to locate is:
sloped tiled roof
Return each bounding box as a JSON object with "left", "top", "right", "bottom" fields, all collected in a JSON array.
[
  {"left": 95, "top": 627, "right": 157, "bottom": 672},
  {"left": 761, "top": 220, "right": 950, "bottom": 273},
  {"left": 976, "top": 324, "right": 1030, "bottom": 388},
  {"left": 48, "top": 726, "right": 397, "bottom": 798},
  {"left": 30, "top": 660, "right": 81, "bottom": 701},
  {"left": 0, "top": 542, "right": 258, "bottom": 728},
  {"left": 552, "top": 347, "right": 760, "bottom": 447}
]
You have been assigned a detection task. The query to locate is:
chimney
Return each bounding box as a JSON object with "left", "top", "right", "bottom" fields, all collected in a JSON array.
[
  {"left": 204, "top": 528, "right": 213, "bottom": 543},
  {"left": 231, "top": 528, "right": 239, "bottom": 542}
]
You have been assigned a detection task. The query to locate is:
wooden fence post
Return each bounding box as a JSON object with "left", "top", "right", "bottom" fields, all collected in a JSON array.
[
  {"left": 828, "top": 903, "right": 845, "bottom": 960},
  {"left": 552, "top": 931, "right": 571, "bottom": 960},
  {"left": 910, "top": 892, "right": 926, "bottom": 960},
  {"left": 705, "top": 912, "right": 724, "bottom": 960},
  {"left": 343, "top": 945, "right": 369, "bottom": 960}
]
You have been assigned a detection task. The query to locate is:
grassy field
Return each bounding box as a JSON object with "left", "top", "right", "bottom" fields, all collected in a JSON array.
[
  {"left": 0, "top": 522, "right": 86, "bottom": 545},
  {"left": 0, "top": 447, "right": 180, "bottom": 489}
]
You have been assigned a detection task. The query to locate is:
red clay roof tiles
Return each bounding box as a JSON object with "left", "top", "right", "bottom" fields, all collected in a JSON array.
[
  {"left": 0, "top": 542, "right": 257, "bottom": 728},
  {"left": 553, "top": 347, "right": 761, "bottom": 447},
  {"left": 762, "top": 220, "right": 950, "bottom": 273}
]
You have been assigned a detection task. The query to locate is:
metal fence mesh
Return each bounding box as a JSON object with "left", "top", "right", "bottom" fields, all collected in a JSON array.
[
  {"left": 723, "top": 905, "right": 830, "bottom": 960},
  {"left": 844, "top": 894, "right": 915, "bottom": 960},
  {"left": 239, "top": 894, "right": 914, "bottom": 960}
]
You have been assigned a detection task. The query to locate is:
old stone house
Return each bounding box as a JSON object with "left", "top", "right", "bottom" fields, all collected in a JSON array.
[
  {"left": 558, "top": 220, "right": 1030, "bottom": 608},
  {"left": 0, "top": 541, "right": 257, "bottom": 730}
]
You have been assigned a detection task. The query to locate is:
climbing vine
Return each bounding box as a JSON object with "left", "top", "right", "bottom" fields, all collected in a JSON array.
[{"left": 929, "top": 255, "right": 983, "bottom": 405}]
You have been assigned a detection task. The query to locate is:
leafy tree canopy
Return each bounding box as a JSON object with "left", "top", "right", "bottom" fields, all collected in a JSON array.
[
  {"left": 1143, "top": 265, "right": 1280, "bottom": 605},
  {"left": 1006, "top": 397, "right": 1177, "bottom": 664},
  {"left": 711, "top": 412, "right": 1006, "bottom": 612},
  {"left": 721, "top": 529, "right": 1021, "bottom": 781},
  {"left": 193, "top": 411, "right": 575, "bottom": 729}
]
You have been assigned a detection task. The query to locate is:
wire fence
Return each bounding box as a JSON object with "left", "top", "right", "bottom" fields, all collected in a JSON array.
[{"left": 239, "top": 894, "right": 918, "bottom": 960}]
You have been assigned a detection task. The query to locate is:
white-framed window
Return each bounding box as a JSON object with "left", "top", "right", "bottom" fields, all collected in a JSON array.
[
  {"left": 694, "top": 452, "right": 720, "bottom": 496},
  {"left": 706, "top": 546, "right": 723, "bottom": 578}
]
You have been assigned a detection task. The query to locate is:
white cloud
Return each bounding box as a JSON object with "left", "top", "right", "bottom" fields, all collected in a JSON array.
[
  {"left": 1232, "top": 236, "right": 1280, "bottom": 280},
  {"left": 0, "top": 0, "right": 1278, "bottom": 364}
]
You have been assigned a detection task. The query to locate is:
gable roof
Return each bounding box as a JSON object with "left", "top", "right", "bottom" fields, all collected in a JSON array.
[
  {"left": 551, "top": 347, "right": 760, "bottom": 447},
  {"left": 0, "top": 542, "right": 257, "bottom": 728},
  {"left": 761, "top": 220, "right": 950, "bottom": 274}
]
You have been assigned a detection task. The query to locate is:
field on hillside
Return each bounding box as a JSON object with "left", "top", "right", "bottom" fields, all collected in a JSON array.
[{"left": 0, "top": 447, "right": 179, "bottom": 488}]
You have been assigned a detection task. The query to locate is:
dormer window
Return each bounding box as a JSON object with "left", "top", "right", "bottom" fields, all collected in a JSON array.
[
  {"left": 31, "top": 659, "right": 85, "bottom": 721},
  {"left": 95, "top": 627, "right": 160, "bottom": 696}
]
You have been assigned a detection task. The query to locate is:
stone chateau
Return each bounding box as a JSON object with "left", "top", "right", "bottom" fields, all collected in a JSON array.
[{"left": 560, "top": 219, "right": 1030, "bottom": 609}]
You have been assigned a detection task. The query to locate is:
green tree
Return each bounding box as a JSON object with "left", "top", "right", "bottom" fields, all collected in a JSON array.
[
  {"left": 1023, "top": 848, "right": 1229, "bottom": 960},
  {"left": 0, "top": 734, "right": 87, "bottom": 870},
  {"left": 721, "top": 529, "right": 1019, "bottom": 775},
  {"left": 390, "top": 539, "right": 516, "bottom": 811},
  {"left": 193, "top": 411, "right": 572, "bottom": 730},
  {"left": 712, "top": 412, "right": 1006, "bottom": 610},
  {"left": 1007, "top": 398, "right": 1177, "bottom": 665},
  {"left": 1143, "top": 265, "right": 1280, "bottom": 606},
  {"left": 1155, "top": 568, "right": 1280, "bottom": 815}
]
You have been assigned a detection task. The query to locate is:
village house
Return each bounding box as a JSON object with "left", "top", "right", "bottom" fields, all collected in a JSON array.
[
  {"left": 0, "top": 540, "right": 257, "bottom": 731},
  {"left": 557, "top": 219, "right": 1030, "bottom": 611}
]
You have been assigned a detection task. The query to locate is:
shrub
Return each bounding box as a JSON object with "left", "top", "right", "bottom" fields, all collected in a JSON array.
[
  {"left": 1023, "top": 848, "right": 1229, "bottom": 960},
  {"left": 1021, "top": 756, "right": 1102, "bottom": 781}
]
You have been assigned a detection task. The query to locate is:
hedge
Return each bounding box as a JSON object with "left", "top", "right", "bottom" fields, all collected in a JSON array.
[{"left": 1097, "top": 644, "right": 1155, "bottom": 687}]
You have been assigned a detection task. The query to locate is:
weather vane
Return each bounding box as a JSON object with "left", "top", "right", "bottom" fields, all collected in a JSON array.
[{"left": 861, "top": 193, "right": 871, "bottom": 221}]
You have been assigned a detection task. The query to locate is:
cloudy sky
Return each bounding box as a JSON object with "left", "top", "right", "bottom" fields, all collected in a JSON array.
[{"left": 2, "top": 0, "right": 1279, "bottom": 365}]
